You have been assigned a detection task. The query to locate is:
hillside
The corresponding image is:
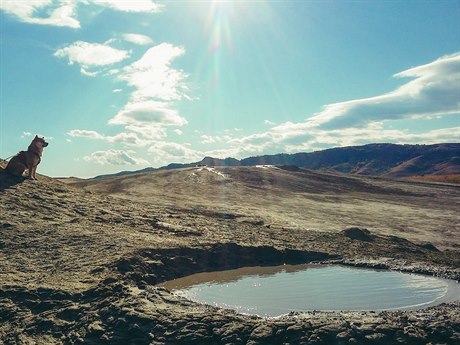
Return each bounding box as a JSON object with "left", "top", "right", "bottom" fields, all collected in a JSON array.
[
  {"left": 74, "top": 165, "right": 460, "bottom": 250},
  {"left": 95, "top": 143, "right": 460, "bottom": 180},
  {"left": 240, "top": 143, "right": 460, "bottom": 177},
  {"left": 1, "top": 164, "right": 460, "bottom": 344}
]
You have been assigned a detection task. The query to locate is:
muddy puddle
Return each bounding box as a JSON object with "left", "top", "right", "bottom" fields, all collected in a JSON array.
[{"left": 161, "top": 264, "right": 460, "bottom": 317}]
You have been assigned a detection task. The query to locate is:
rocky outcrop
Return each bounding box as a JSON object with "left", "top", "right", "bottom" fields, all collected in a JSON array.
[{"left": 342, "top": 227, "right": 374, "bottom": 241}]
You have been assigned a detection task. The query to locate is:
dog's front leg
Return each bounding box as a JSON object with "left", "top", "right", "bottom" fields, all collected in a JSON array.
[
  {"left": 31, "top": 166, "right": 38, "bottom": 180},
  {"left": 26, "top": 166, "right": 33, "bottom": 179},
  {"left": 27, "top": 165, "right": 35, "bottom": 179}
]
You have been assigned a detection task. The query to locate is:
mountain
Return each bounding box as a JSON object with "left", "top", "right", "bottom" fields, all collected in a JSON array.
[
  {"left": 238, "top": 143, "right": 460, "bottom": 177},
  {"left": 95, "top": 143, "right": 460, "bottom": 179}
]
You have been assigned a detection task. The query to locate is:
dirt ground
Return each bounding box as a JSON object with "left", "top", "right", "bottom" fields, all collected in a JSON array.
[{"left": 1, "top": 165, "right": 459, "bottom": 344}]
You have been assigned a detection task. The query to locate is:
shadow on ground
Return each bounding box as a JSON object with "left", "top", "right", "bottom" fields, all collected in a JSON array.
[{"left": 0, "top": 168, "right": 25, "bottom": 192}]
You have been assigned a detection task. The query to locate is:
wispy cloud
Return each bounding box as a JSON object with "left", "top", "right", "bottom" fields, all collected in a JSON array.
[
  {"left": 118, "top": 43, "right": 188, "bottom": 102},
  {"left": 122, "top": 33, "right": 154, "bottom": 46},
  {"left": 104, "top": 43, "right": 190, "bottom": 147},
  {"left": 200, "top": 134, "right": 231, "bottom": 144},
  {"left": 308, "top": 53, "right": 460, "bottom": 129},
  {"left": 194, "top": 53, "right": 459, "bottom": 159},
  {"left": 68, "top": 129, "right": 104, "bottom": 140},
  {"left": 109, "top": 101, "right": 187, "bottom": 127},
  {"left": 197, "top": 124, "right": 459, "bottom": 162},
  {"left": 147, "top": 142, "right": 203, "bottom": 164},
  {"left": 21, "top": 131, "right": 33, "bottom": 138},
  {"left": 68, "top": 129, "right": 148, "bottom": 146},
  {"left": 281, "top": 126, "right": 460, "bottom": 154},
  {"left": 68, "top": 128, "right": 204, "bottom": 165},
  {"left": 54, "top": 41, "right": 130, "bottom": 73},
  {"left": 0, "top": 0, "right": 80, "bottom": 28},
  {"left": 91, "top": 0, "right": 162, "bottom": 13},
  {"left": 83, "top": 149, "right": 150, "bottom": 165},
  {"left": 0, "top": 0, "right": 162, "bottom": 28},
  {"left": 63, "top": 39, "right": 191, "bottom": 169}
]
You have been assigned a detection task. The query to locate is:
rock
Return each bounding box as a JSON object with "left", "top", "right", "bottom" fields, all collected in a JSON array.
[
  {"left": 418, "top": 242, "right": 439, "bottom": 251},
  {"left": 336, "top": 330, "right": 352, "bottom": 341},
  {"left": 250, "top": 324, "right": 273, "bottom": 340},
  {"left": 364, "top": 332, "right": 387, "bottom": 341},
  {"left": 87, "top": 321, "right": 104, "bottom": 334},
  {"left": 342, "top": 227, "right": 373, "bottom": 241}
]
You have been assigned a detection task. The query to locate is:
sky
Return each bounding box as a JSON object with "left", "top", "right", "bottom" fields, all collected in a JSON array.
[{"left": 0, "top": 0, "right": 459, "bottom": 178}]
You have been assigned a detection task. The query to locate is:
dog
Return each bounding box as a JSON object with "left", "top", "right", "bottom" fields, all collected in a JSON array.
[{"left": 6, "top": 135, "right": 49, "bottom": 180}]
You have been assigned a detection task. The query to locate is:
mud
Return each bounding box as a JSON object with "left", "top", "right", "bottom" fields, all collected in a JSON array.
[{"left": 1, "top": 166, "right": 460, "bottom": 344}]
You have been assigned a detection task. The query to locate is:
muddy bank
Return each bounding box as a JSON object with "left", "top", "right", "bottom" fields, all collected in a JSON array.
[
  {"left": 1, "top": 169, "right": 460, "bottom": 344},
  {"left": 2, "top": 241, "right": 460, "bottom": 344}
]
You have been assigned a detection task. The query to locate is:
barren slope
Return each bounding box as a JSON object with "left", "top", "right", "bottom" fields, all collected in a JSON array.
[
  {"left": 72, "top": 165, "right": 460, "bottom": 250},
  {"left": 1, "top": 165, "right": 460, "bottom": 344}
]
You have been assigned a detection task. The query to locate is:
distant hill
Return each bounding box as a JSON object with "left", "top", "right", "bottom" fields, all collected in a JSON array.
[
  {"left": 237, "top": 143, "right": 460, "bottom": 177},
  {"left": 95, "top": 167, "right": 156, "bottom": 179},
  {"left": 95, "top": 143, "right": 460, "bottom": 179}
]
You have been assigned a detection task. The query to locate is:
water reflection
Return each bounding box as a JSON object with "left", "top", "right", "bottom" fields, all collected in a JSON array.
[{"left": 160, "top": 264, "right": 460, "bottom": 317}]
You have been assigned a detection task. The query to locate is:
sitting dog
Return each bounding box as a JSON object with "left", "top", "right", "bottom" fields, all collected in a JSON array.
[{"left": 6, "top": 135, "right": 49, "bottom": 180}]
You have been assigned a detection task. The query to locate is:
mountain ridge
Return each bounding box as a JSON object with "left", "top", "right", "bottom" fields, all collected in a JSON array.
[{"left": 94, "top": 143, "right": 460, "bottom": 179}]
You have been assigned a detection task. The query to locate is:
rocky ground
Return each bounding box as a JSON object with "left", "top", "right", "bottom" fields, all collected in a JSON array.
[{"left": 1, "top": 164, "right": 459, "bottom": 344}]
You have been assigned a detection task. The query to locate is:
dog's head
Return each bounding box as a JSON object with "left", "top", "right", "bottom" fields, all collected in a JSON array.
[{"left": 31, "top": 135, "right": 49, "bottom": 148}]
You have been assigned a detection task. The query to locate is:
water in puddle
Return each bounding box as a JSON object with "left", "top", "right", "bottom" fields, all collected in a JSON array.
[{"left": 161, "top": 264, "right": 460, "bottom": 317}]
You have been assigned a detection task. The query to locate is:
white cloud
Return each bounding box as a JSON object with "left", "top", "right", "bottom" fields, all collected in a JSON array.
[
  {"left": 118, "top": 43, "right": 188, "bottom": 102},
  {"left": 0, "top": 0, "right": 80, "bottom": 28},
  {"left": 107, "top": 69, "right": 120, "bottom": 76},
  {"left": 147, "top": 142, "right": 203, "bottom": 164},
  {"left": 54, "top": 41, "right": 130, "bottom": 69},
  {"left": 194, "top": 53, "right": 460, "bottom": 159},
  {"left": 80, "top": 67, "right": 100, "bottom": 77},
  {"left": 264, "top": 120, "right": 276, "bottom": 125},
  {"left": 109, "top": 100, "right": 187, "bottom": 127},
  {"left": 56, "top": 37, "right": 190, "bottom": 165},
  {"left": 102, "top": 43, "right": 189, "bottom": 141},
  {"left": 122, "top": 33, "right": 153, "bottom": 45},
  {"left": 174, "top": 129, "right": 183, "bottom": 136},
  {"left": 200, "top": 135, "right": 218, "bottom": 144},
  {"left": 91, "top": 0, "right": 162, "bottom": 13},
  {"left": 282, "top": 126, "right": 460, "bottom": 153},
  {"left": 109, "top": 132, "right": 149, "bottom": 146},
  {"left": 21, "top": 131, "right": 33, "bottom": 138},
  {"left": 200, "top": 134, "right": 231, "bottom": 144},
  {"left": 308, "top": 53, "right": 460, "bottom": 129},
  {"left": 83, "top": 149, "right": 150, "bottom": 165},
  {"left": 213, "top": 121, "right": 459, "bottom": 159},
  {"left": 0, "top": 0, "right": 163, "bottom": 29},
  {"left": 68, "top": 129, "right": 104, "bottom": 139},
  {"left": 68, "top": 129, "right": 149, "bottom": 146},
  {"left": 125, "top": 125, "right": 167, "bottom": 140},
  {"left": 67, "top": 52, "right": 458, "bottom": 168},
  {"left": 113, "top": 88, "right": 122, "bottom": 93}
]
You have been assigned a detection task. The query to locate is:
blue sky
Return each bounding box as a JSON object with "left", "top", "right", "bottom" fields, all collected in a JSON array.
[{"left": 0, "top": 0, "right": 459, "bottom": 178}]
